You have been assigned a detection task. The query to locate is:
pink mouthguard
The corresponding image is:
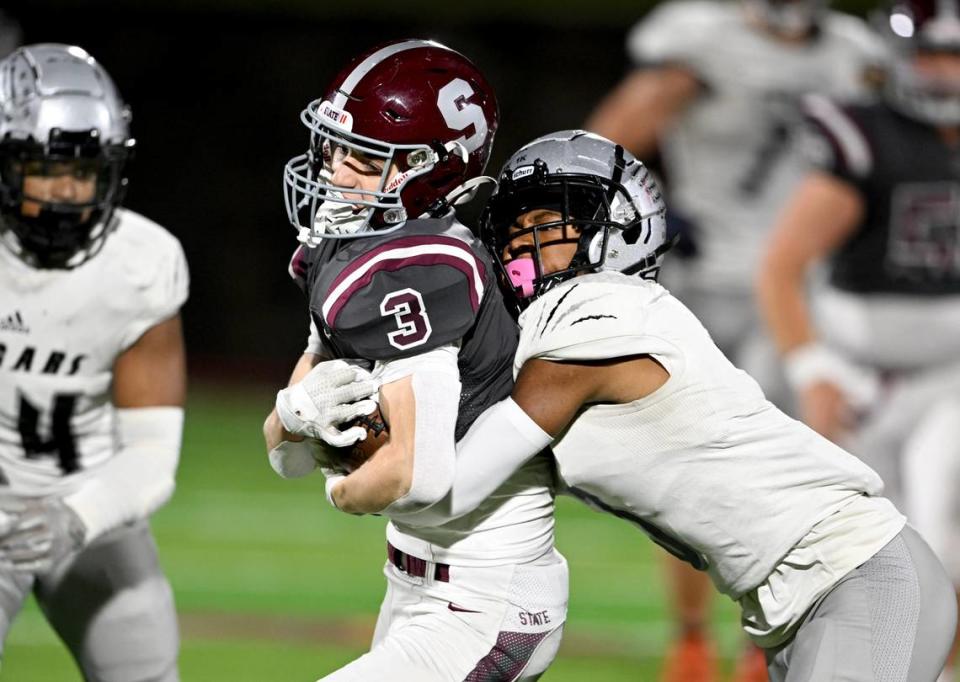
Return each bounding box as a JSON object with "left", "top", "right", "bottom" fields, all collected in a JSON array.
[{"left": 507, "top": 259, "right": 536, "bottom": 298}]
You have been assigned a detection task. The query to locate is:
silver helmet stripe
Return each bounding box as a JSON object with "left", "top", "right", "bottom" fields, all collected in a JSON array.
[{"left": 332, "top": 39, "right": 449, "bottom": 109}]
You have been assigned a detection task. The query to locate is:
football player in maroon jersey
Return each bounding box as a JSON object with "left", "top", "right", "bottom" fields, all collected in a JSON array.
[
  {"left": 760, "top": 2, "right": 960, "bottom": 679},
  {"left": 264, "top": 40, "right": 568, "bottom": 681}
]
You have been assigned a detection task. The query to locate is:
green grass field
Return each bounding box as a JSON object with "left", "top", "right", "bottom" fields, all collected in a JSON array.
[{"left": 3, "top": 383, "right": 748, "bottom": 681}]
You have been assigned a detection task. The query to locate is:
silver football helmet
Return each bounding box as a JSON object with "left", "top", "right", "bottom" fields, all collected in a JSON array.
[
  {"left": 881, "top": 0, "right": 960, "bottom": 125},
  {"left": 0, "top": 44, "right": 134, "bottom": 268},
  {"left": 481, "top": 130, "right": 669, "bottom": 313}
]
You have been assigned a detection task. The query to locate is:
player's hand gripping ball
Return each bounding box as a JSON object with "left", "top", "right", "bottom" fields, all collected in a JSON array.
[{"left": 334, "top": 405, "right": 390, "bottom": 470}]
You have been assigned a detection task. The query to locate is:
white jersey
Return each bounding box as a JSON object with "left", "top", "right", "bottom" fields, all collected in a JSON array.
[
  {"left": 629, "top": 0, "right": 886, "bottom": 289},
  {"left": 516, "top": 273, "right": 904, "bottom": 643},
  {"left": 388, "top": 454, "right": 556, "bottom": 568},
  {"left": 0, "top": 209, "right": 189, "bottom": 496}
]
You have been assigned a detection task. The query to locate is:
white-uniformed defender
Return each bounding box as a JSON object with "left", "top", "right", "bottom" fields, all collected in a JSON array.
[
  {"left": 585, "top": 4, "right": 890, "bottom": 673},
  {"left": 0, "top": 45, "right": 187, "bottom": 681},
  {"left": 313, "top": 131, "right": 957, "bottom": 681}
]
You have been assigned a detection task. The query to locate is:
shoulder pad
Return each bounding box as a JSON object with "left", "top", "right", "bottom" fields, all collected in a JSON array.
[
  {"left": 801, "top": 95, "right": 874, "bottom": 180},
  {"left": 821, "top": 11, "right": 890, "bottom": 63},
  {"left": 314, "top": 231, "right": 489, "bottom": 360},
  {"left": 517, "top": 274, "right": 662, "bottom": 365},
  {"left": 108, "top": 210, "right": 190, "bottom": 348},
  {"left": 627, "top": 0, "right": 730, "bottom": 68}
]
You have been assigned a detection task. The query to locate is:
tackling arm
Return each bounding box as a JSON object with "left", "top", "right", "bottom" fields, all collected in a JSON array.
[{"left": 394, "top": 355, "right": 669, "bottom": 527}]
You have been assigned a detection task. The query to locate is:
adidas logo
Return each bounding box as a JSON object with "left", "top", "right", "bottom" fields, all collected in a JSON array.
[{"left": 0, "top": 311, "right": 29, "bottom": 334}]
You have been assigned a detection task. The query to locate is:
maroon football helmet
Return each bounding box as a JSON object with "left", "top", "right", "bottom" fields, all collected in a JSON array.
[
  {"left": 884, "top": 0, "right": 960, "bottom": 124},
  {"left": 284, "top": 39, "right": 499, "bottom": 242}
]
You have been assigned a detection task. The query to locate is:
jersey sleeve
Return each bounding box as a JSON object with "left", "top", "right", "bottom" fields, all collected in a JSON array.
[
  {"left": 626, "top": 0, "right": 718, "bottom": 71},
  {"left": 288, "top": 244, "right": 310, "bottom": 293},
  {"left": 317, "top": 234, "right": 487, "bottom": 361},
  {"left": 799, "top": 95, "right": 873, "bottom": 186},
  {"left": 116, "top": 217, "right": 190, "bottom": 351},
  {"left": 517, "top": 278, "right": 666, "bottom": 366}
]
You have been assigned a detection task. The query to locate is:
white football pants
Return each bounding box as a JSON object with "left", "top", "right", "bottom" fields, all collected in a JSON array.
[{"left": 319, "top": 548, "right": 568, "bottom": 682}]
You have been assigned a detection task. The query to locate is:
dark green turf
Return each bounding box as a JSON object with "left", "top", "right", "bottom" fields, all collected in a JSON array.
[{"left": 3, "top": 384, "right": 748, "bottom": 681}]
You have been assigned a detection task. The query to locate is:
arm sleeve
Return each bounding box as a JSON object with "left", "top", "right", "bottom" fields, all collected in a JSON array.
[
  {"left": 374, "top": 345, "right": 464, "bottom": 516},
  {"left": 388, "top": 398, "right": 552, "bottom": 527},
  {"left": 63, "top": 406, "right": 182, "bottom": 542}
]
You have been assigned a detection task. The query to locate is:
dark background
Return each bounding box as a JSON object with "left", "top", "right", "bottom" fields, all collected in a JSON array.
[{"left": 7, "top": 0, "right": 876, "bottom": 382}]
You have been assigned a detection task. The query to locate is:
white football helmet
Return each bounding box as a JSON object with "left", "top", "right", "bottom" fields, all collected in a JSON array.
[{"left": 881, "top": 0, "right": 960, "bottom": 125}]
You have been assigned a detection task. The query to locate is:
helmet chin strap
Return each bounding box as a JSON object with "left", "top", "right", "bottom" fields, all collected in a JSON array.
[
  {"left": 299, "top": 196, "right": 368, "bottom": 245},
  {"left": 444, "top": 175, "right": 496, "bottom": 208}
]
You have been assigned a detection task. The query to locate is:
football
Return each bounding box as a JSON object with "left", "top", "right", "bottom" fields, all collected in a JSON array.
[{"left": 335, "top": 406, "right": 390, "bottom": 471}]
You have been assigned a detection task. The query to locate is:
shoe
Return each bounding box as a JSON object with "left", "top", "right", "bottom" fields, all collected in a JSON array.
[
  {"left": 731, "top": 643, "right": 768, "bottom": 682},
  {"left": 660, "top": 631, "right": 718, "bottom": 682}
]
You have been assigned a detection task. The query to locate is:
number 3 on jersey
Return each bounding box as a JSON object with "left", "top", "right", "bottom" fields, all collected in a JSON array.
[{"left": 381, "top": 288, "right": 432, "bottom": 350}]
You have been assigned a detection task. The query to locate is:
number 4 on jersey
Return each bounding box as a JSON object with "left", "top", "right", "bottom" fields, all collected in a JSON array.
[{"left": 18, "top": 392, "right": 80, "bottom": 474}]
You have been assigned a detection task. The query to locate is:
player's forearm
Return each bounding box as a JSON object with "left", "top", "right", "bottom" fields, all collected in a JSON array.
[
  {"left": 64, "top": 407, "right": 182, "bottom": 542},
  {"left": 757, "top": 256, "right": 817, "bottom": 355},
  {"left": 331, "top": 444, "right": 410, "bottom": 514},
  {"left": 263, "top": 408, "right": 305, "bottom": 452},
  {"left": 264, "top": 352, "right": 326, "bottom": 452}
]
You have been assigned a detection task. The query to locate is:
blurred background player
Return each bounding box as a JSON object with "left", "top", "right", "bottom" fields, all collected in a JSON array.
[
  {"left": 0, "top": 45, "right": 187, "bottom": 680},
  {"left": 759, "top": 1, "right": 960, "bottom": 679},
  {"left": 584, "top": 1, "right": 887, "bottom": 678},
  {"left": 263, "top": 39, "right": 567, "bottom": 681}
]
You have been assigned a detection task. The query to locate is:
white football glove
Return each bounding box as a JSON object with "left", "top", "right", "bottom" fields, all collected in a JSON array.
[
  {"left": 276, "top": 359, "right": 379, "bottom": 447},
  {"left": 269, "top": 438, "right": 347, "bottom": 479},
  {"left": 0, "top": 496, "right": 86, "bottom": 574}
]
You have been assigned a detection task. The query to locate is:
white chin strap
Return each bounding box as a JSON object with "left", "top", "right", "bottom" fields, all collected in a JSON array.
[
  {"left": 444, "top": 175, "right": 495, "bottom": 208},
  {"left": 298, "top": 197, "right": 367, "bottom": 246}
]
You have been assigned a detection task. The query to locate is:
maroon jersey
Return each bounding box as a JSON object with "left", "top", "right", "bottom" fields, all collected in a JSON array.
[
  {"left": 289, "top": 215, "right": 517, "bottom": 439},
  {"left": 803, "top": 97, "right": 960, "bottom": 295}
]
